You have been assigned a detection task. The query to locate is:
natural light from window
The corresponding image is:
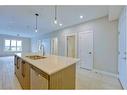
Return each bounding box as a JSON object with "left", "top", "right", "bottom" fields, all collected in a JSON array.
[{"left": 4, "top": 39, "right": 22, "bottom": 52}]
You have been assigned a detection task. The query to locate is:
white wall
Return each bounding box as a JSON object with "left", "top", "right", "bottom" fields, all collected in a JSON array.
[
  {"left": 31, "top": 32, "right": 52, "bottom": 54},
  {"left": 0, "top": 34, "right": 31, "bottom": 56},
  {"left": 31, "top": 16, "right": 118, "bottom": 74}
]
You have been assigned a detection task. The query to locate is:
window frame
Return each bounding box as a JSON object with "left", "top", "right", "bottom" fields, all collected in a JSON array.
[{"left": 4, "top": 39, "right": 22, "bottom": 52}]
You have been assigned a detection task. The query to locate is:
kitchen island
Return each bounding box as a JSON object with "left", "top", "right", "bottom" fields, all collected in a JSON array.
[{"left": 14, "top": 53, "right": 79, "bottom": 89}]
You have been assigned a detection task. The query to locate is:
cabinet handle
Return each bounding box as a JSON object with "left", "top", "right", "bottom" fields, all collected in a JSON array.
[
  {"left": 38, "top": 74, "right": 41, "bottom": 77},
  {"left": 17, "top": 59, "right": 20, "bottom": 69}
]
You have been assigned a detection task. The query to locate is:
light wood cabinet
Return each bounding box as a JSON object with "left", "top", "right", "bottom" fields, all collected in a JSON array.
[
  {"left": 30, "top": 66, "right": 48, "bottom": 89},
  {"left": 21, "top": 61, "right": 30, "bottom": 89},
  {"left": 30, "top": 64, "right": 75, "bottom": 89},
  {"left": 15, "top": 55, "right": 76, "bottom": 89},
  {"left": 49, "top": 64, "right": 75, "bottom": 89},
  {"left": 15, "top": 56, "right": 23, "bottom": 85},
  {"left": 15, "top": 56, "right": 30, "bottom": 89}
]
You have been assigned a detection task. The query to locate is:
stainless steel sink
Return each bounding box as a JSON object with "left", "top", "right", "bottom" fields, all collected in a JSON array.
[{"left": 26, "top": 55, "right": 46, "bottom": 60}]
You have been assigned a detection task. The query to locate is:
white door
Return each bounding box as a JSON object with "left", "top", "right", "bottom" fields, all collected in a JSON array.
[
  {"left": 67, "top": 35, "right": 76, "bottom": 58},
  {"left": 118, "top": 8, "right": 127, "bottom": 89},
  {"left": 51, "top": 37, "right": 58, "bottom": 55},
  {"left": 78, "top": 31, "right": 93, "bottom": 70}
]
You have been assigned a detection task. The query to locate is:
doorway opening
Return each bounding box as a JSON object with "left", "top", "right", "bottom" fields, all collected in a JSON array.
[
  {"left": 51, "top": 37, "right": 58, "bottom": 55},
  {"left": 65, "top": 34, "right": 77, "bottom": 58}
]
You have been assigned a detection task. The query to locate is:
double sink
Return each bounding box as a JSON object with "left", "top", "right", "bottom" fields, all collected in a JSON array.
[{"left": 26, "top": 55, "right": 46, "bottom": 60}]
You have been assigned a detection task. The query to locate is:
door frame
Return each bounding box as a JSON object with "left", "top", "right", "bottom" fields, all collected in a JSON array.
[
  {"left": 78, "top": 30, "right": 94, "bottom": 70},
  {"left": 65, "top": 33, "right": 78, "bottom": 58},
  {"left": 51, "top": 37, "right": 58, "bottom": 55}
]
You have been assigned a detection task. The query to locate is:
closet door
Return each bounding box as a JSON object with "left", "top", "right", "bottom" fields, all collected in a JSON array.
[
  {"left": 78, "top": 31, "right": 93, "bottom": 70},
  {"left": 118, "top": 7, "right": 127, "bottom": 89}
]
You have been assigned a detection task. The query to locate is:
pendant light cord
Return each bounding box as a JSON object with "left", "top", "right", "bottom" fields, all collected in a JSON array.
[
  {"left": 36, "top": 14, "right": 37, "bottom": 30},
  {"left": 35, "top": 13, "right": 39, "bottom": 31},
  {"left": 55, "top": 5, "right": 57, "bottom": 20}
]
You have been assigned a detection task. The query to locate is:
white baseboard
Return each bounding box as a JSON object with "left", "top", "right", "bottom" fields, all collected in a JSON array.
[{"left": 93, "top": 69, "right": 118, "bottom": 78}]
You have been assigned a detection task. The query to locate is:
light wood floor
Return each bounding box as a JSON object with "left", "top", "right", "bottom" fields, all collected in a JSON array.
[
  {"left": 0, "top": 56, "right": 21, "bottom": 89},
  {"left": 76, "top": 67, "right": 122, "bottom": 89},
  {"left": 0, "top": 56, "right": 123, "bottom": 89}
]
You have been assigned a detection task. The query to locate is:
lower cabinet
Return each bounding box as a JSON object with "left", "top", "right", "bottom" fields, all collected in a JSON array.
[
  {"left": 15, "top": 56, "right": 23, "bottom": 85},
  {"left": 15, "top": 55, "right": 76, "bottom": 89},
  {"left": 15, "top": 56, "right": 30, "bottom": 89},
  {"left": 30, "top": 64, "right": 75, "bottom": 89},
  {"left": 30, "top": 66, "right": 48, "bottom": 89},
  {"left": 21, "top": 61, "right": 30, "bottom": 89}
]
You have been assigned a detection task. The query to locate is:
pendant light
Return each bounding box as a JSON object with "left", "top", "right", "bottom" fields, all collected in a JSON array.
[
  {"left": 54, "top": 6, "right": 57, "bottom": 24},
  {"left": 35, "top": 13, "right": 39, "bottom": 32}
]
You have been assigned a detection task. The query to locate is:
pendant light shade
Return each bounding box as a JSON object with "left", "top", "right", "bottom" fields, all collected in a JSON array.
[
  {"left": 35, "top": 13, "right": 39, "bottom": 32},
  {"left": 35, "top": 29, "right": 38, "bottom": 32},
  {"left": 54, "top": 20, "right": 57, "bottom": 24}
]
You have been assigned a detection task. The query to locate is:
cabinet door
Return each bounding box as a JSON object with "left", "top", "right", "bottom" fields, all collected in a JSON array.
[
  {"left": 15, "top": 57, "right": 30, "bottom": 89},
  {"left": 30, "top": 67, "right": 48, "bottom": 89},
  {"left": 15, "top": 58, "right": 22, "bottom": 81},
  {"left": 21, "top": 61, "right": 30, "bottom": 89},
  {"left": 15, "top": 56, "right": 19, "bottom": 77},
  {"left": 14, "top": 55, "right": 17, "bottom": 74}
]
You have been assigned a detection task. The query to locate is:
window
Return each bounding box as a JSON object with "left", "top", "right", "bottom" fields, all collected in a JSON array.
[
  {"left": 17, "top": 41, "right": 22, "bottom": 51},
  {"left": 4, "top": 40, "right": 22, "bottom": 52},
  {"left": 11, "top": 40, "right": 16, "bottom": 51}
]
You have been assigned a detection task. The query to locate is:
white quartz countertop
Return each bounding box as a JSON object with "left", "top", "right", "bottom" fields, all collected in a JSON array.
[{"left": 15, "top": 53, "right": 80, "bottom": 75}]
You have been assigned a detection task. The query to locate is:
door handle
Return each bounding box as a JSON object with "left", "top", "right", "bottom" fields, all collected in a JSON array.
[{"left": 89, "top": 52, "right": 92, "bottom": 54}]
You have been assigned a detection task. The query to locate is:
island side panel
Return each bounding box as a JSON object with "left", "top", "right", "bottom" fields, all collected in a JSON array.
[{"left": 49, "top": 64, "right": 76, "bottom": 89}]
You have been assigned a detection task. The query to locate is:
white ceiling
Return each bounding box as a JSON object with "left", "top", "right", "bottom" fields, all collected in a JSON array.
[{"left": 0, "top": 6, "right": 123, "bottom": 38}]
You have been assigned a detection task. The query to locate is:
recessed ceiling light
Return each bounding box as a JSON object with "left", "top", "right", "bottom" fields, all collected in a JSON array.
[
  {"left": 59, "top": 23, "right": 62, "bottom": 26},
  {"left": 80, "top": 15, "right": 83, "bottom": 19}
]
